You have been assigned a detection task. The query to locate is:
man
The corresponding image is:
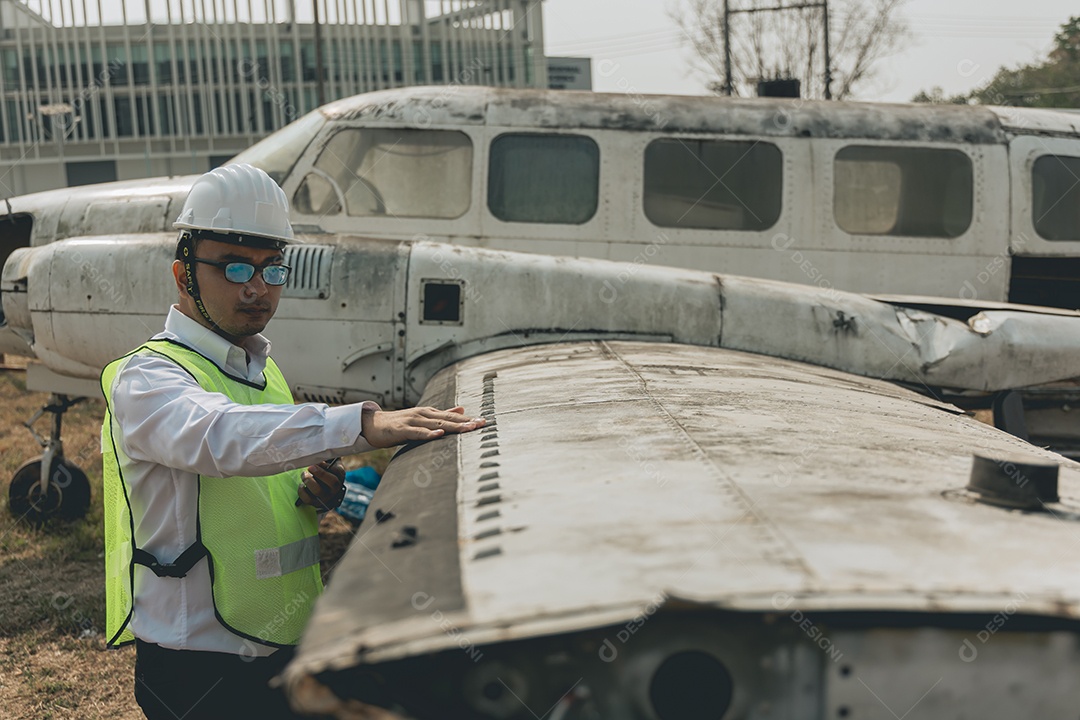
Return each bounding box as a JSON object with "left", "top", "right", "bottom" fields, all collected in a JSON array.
[{"left": 101, "top": 163, "right": 483, "bottom": 719}]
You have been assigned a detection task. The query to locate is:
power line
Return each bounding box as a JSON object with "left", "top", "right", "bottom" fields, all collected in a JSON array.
[
  {"left": 913, "top": 25, "right": 1062, "bottom": 35},
  {"left": 1000, "top": 84, "right": 1080, "bottom": 96},
  {"left": 916, "top": 30, "right": 1059, "bottom": 39},
  {"left": 546, "top": 12, "right": 1070, "bottom": 59},
  {"left": 547, "top": 30, "right": 683, "bottom": 54},
  {"left": 908, "top": 12, "right": 1069, "bottom": 23},
  {"left": 546, "top": 27, "right": 679, "bottom": 52},
  {"left": 600, "top": 40, "right": 691, "bottom": 60},
  {"left": 550, "top": 22, "right": 1062, "bottom": 53},
  {"left": 561, "top": 36, "right": 689, "bottom": 60},
  {"left": 549, "top": 32, "right": 691, "bottom": 58}
]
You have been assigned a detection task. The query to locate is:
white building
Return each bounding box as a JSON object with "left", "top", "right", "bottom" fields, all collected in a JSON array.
[{"left": 0, "top": 0, "right": 547, "bottom": 194}]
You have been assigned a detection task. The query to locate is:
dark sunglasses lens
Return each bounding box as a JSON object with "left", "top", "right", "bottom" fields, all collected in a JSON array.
[
  {"left": 262, "top": 265, "right": 289, "bottom": 286},
  {"left": 224, "top": 263, "right": 256, "bottom": 283}
]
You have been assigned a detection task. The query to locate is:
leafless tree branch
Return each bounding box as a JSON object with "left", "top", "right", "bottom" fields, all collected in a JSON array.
[{"left": 669, "top": 0, "right": 910, "bottom": 100}]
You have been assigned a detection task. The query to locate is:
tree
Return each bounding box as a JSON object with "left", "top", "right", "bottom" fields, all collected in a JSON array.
[
  {"left": 671, "top": 0, "right": 911, "bottom": 100},
  {"left": 910, "top": 86, "right": 967, "bottom": 105},
  {"left": 1051, "top": 16, "right": 1080, "bottom": 64},
  {"left": 914, "top": 16, "right": 1080, "bottom": 109}
]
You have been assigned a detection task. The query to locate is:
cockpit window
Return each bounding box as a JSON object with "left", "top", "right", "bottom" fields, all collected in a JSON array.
[
  {"left": 301, "top": 128, "right": 473, "bottom": 219},
  {"left": 293, "top": 171, "right": 343, "bottom": 217},
  {"left": 228, "top": 110, "right": 328, "bottom": 184}
]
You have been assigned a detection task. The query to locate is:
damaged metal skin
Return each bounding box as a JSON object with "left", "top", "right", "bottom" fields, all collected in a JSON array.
[
  {"left": 283, "top": 341, "right": 1080, "bottom": 719},
  {"left": 4, "top": 236, "right": 1079, "bottom": 401}
]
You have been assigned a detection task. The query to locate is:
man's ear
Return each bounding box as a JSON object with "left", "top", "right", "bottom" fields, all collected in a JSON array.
[{"left": 172, "top": 259, "right": 189, "bottom": 296}]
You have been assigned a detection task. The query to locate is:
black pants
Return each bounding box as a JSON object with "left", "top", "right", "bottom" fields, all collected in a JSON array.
[{"left": 134, "top": 639, "right": 299, "bottom": 720}]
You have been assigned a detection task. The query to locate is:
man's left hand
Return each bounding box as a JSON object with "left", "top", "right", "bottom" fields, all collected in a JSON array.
[
  {"left": 297, "top": 458, "right": 345, "bottom": 510},
  {"left": 362, "top": 406, "right": 485, "bottom": 449}
]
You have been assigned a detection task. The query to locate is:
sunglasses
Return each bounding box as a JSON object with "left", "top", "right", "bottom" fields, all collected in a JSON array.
[{"left": 193, "top": 258, "right": 291, "bottom": 286}]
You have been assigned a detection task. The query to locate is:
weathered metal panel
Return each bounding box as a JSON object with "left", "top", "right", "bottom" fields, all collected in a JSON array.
[
  {"left": 825, "top": 628, "right": 1080, "bottom": 718},
  {"left": 321, "top": 86, "right": 1009, "bottom": 143},
  {"left": 290, "top": 341, "right": 1080, "bottom": 677},
  {"left": 991, "top": 105, "right": 1080, "bottom": 137},
  {"left": 292, "top": 367, "right": 467, "bottom": 677},
  {"left": 402, "top": 243, "right": 723, "bottom": 399}
]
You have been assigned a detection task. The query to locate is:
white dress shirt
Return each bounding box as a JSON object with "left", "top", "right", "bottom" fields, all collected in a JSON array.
[{"left": 106, "top": 305, "right": 378, "bottom": 656}]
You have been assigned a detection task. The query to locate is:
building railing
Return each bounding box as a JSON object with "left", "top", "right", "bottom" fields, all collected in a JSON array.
[{"left": 0, "top": 0, "right": 546, "bottom": 150}]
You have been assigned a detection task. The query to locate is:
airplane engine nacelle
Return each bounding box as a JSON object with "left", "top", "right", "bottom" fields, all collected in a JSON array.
[{"left": 1, "top": 235, "right": 176, "bottom": 379}]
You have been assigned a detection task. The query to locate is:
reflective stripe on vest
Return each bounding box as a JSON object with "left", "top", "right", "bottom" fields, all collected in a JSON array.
[{"left": 101, "top": 339, "right": 322, "bottom": 648}]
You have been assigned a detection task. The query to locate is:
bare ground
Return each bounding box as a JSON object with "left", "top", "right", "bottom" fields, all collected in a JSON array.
[{"left": 0, "top": 368, "right": 387, "bottom": 719}]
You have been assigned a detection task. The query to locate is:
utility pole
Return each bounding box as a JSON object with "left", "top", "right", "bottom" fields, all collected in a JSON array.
[
  {"left": 723, "top": 0, "right": 733, "bottom": 97},
  {"left": 822, "top": 0, "right": 832, "bottom": 99},
  {"left": 313, "top": 0, "right": 326, "bottom": 106},
  {"left": 721, "top": 1, "right": 832, "bottom": 99}
]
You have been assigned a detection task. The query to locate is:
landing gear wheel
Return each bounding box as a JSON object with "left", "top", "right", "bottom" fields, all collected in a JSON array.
[{"left": 9, "top": 457, "right": 90, "bottom": 524}]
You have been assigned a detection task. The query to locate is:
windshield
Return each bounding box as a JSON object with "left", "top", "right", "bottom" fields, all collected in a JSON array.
[{"left": 228, "top": 110, "right": 328, "bottom": 184}]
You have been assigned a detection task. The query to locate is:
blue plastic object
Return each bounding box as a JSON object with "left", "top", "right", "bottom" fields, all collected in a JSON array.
[
  {"left": 336, "top": 466, "right": 382, "bottom": 524},
  {"left": 346, "top": 466, "right": 382, "bottom": 490}
]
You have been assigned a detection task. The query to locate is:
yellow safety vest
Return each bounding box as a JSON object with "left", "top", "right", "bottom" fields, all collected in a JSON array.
[{"left": 101, "top": 339, "right": 322, "bottom": 648}]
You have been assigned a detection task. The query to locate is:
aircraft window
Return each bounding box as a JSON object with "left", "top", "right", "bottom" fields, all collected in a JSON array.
[
  {"left": 488, "top": 134, "right": 600, "bottom": 224},
  {"left": 309, "top": 128, "right": 472, "bottom": 219},
  {"left": 834, "top": 146, "right": 972, "bottom": 238},
  {"left": 644, "top": 139, "right": 782, "bottom": 231},
  {"left": 1032, "top": 155, "right": 1080, "bottom": 241},
  {"left": 228, "top": 110, "right": 327, "bottom": 184},
  {"left": 293, "top": 171, "right": 342, "bottom": 216}
]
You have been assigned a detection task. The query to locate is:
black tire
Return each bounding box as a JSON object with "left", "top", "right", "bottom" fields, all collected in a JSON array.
[{"left": 8, "top": 457, "right": 91, "bottom": 524}]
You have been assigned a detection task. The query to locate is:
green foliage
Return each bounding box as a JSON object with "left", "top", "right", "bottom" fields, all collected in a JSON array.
[
  {"left": 1053, "top": 16, "right": 1080, "bottom": 61},
  {"left": 913, "top": 15, "right": 1080, "bottom": 108},
  {"left": 910, "top": 86, "right": 967, "bottom": 105}
]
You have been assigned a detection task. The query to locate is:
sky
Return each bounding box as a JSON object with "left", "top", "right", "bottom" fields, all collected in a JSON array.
[{"left": 541, "top": 0, "right": 1079, "bottom": 104}]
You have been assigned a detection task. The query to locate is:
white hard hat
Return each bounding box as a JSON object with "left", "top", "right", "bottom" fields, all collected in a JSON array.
[{"left": 173, "top": 163, "right": 294, "bottom": 244}]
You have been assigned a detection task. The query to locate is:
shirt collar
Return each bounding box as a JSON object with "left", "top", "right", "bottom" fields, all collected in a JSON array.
[{"left": 159, "top": 306, "right": 272, "bottom": 382}]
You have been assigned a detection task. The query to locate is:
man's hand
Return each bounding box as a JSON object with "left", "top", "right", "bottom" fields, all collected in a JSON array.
[
  {"left": 362, "top": 405, "right": 485, "bottom": 449},
  {"left": 296, "top": 458, "right": 346, "bottom": 510}
]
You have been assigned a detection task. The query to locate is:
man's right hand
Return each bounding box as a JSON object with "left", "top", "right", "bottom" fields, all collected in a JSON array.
[
  {"left": 296, "top": 459, "right": 345, "bottom": 509},
  {"left": 362, "top": 406, "right": 485, "bottom": 449}
]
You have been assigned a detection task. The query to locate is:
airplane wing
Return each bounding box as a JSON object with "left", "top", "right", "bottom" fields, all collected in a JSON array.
[{"left": 283, "top": 340, "right": 1080, "bottom": 720}]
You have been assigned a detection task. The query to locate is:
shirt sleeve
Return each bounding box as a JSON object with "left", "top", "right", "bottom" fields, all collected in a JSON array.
[{"left": 110, "top": 353, "right": 379, "bottom": 477}]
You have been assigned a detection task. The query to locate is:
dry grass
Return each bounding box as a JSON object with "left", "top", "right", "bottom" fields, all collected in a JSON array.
[{"left": 0, "top": 368, "right": 389, "bottom": 719}]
